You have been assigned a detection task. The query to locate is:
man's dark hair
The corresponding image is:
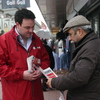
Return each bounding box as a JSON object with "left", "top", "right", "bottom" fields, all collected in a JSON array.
[{"left": 14, "top": 9, "right": 36, "bottom": 25}]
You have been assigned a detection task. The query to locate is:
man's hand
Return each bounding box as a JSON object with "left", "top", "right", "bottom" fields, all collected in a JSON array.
[
  {"left": 23, "top": 66, "right": 42, "bottom": 81},
  {"left": 46, "top": 78, "right": 53, "bottom": 88},
  {"left": 32, "top": 65, "right": 42, "bottom": 78}
]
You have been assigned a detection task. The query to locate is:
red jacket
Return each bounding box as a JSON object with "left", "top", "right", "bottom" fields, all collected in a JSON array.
[{"left": 0, "top": 26, "right": 50, "bottom": 100}]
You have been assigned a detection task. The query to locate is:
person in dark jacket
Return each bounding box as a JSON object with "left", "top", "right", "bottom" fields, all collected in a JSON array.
[
  {"left": 46, "top": 15, "right": 100, "bottom": 100},
  {"left": 42, "top": 39, "right": 54, "bottom": 70},
  {"left": 42, "top": 39, "right": 54, "bottom": 91}
]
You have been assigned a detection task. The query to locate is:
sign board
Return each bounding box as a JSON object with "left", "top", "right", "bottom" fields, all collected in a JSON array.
[{"left": 2, "top": 0, "right": 30, "bottom": 9}]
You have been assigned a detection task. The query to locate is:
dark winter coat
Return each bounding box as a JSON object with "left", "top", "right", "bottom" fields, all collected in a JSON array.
[{"left": 51, "top": 31, "right": 100, "bottom": 100}]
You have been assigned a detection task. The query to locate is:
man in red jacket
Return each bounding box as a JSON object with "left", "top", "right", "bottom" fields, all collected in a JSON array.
[{"left": 0, "top": 9, "right": 50, "bottom": 100}]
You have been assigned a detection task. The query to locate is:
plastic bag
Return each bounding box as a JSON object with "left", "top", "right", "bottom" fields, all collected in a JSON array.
[{"left": 59, "top": 91, "right": 66, "bottom": 100}]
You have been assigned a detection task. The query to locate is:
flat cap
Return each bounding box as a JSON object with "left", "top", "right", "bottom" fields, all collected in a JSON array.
[{"left": 63, "top": 15, "right": 90, "bottom": 32}]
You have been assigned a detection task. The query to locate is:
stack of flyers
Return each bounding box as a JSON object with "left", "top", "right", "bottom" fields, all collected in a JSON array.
[{"left": 27, "top": 55, "right": 41, "bottom": 72}]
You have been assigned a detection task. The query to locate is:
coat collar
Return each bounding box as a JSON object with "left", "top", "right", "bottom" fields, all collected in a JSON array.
[
  {"left": 75, "top": 31, "right": 98, "bottom": 50},
  {"left": 72, "top": 31, "right": 98, "bottom": 59}
]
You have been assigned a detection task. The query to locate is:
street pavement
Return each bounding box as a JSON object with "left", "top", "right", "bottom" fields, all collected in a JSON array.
[{"left": 44, "top": 89, "right": 67, "bottom": 100}]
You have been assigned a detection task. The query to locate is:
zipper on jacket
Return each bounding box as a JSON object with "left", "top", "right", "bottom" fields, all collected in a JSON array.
[{"left": 27, "top": 51, "right": 30, "bottom": 57}]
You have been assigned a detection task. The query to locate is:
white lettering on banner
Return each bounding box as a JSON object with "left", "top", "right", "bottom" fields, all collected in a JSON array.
[
  {"left": 6, "top": 1, "right": 15, "bottom": 5},
  {"left": 17, "top": 0, "right": 25, "bottom": 5},
  {"left": 6, "top": 0, "right": 25, "bottom": 5}
]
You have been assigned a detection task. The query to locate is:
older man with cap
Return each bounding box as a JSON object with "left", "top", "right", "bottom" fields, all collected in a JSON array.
[{"left": 46, "top": 15, "right": 100, "bottom": 100}]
